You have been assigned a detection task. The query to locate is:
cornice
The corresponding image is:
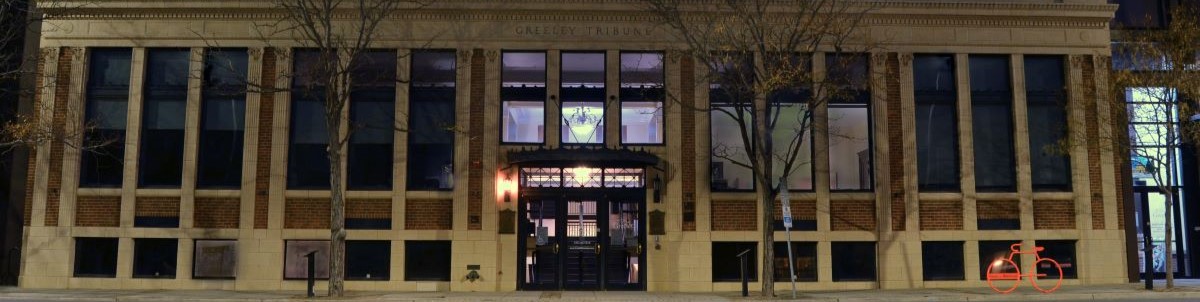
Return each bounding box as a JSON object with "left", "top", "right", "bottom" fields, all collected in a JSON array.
[
  {"left": 44, "top": 0, "right": 1119, "bottom": 12},
  {"left": 45, "top": 8, "right": 1112, "bottom": 29}
]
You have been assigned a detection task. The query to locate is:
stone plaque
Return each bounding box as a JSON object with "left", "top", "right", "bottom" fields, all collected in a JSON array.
[
  {"left": 284, "top": 240, "right": 329, "bottom": 280},
  {"left": 193, "top": 240, "right": 237, "bottom": 279}
]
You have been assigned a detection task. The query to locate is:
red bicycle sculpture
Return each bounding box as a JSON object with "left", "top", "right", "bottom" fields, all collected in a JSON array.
[{"left": 985, "top": 243, "right": 1064, "bottom": 294}]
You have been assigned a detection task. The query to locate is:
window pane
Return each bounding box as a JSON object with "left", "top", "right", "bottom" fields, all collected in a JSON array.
[
  {"left": 288, "top": 50, "right": 331, "bottom": 189},
  {"left": 712, "top": 242, "right": 757, "bottom": 282},
  {"left": 773, "top": 242, "right": 817, "bottom": 282},
  {"left": 711, "top": 107, "right": 753, "bottom": 191},
  {"left": 405, "top": 241, "right": 451, "bottom": 281},
  {"left": 502, "top": 52, "right": 546, "bottom": 143},
  {"left": 349, "top": 51, "right": 397, "bottom": 190},
  {"left": 1036, "top": 240, "right": 1078, "bottom": 279},
  {"left": 831, "top": 242, "right": 876, "bottom": 281},
  {"left": 979, "top": 240, "right": 1021, "bottom": 280},
  {"left": 346, "top": 241, "right": 390, "bottom": 280},
  {"left": 81, "top": 48, "right": 131, "bottom": 188},
  {"left": 133, "top": 238, "right": 178, "bottom": 279},
  {"left": 621, "top": 53, "right": 664, "bottom": 144},
  {"left": 1025, "top": 56, "right": 1071, "bottom": 190},
  {"left": 969, "top": 55, "right": 1015, "bottom": 191},
  {"left": 408, "top": 52, "right": 456, "bottom": 189},
  {"left": 562, "top": 102, "right": 604, "bottom": 144},
  {"left": 829, "top": 106, "right": 871, "bottom": 190},
  {"left": 922, "top": 241, "right": 965, "bottom": 280},
  {"left": 74, "top": 237, "right": 119, "bottom": 278},
  {"left": 914, "top": 55, "right": 959, "bottom": 191},
  {"left": 772, "top": 103, "right": 813, "bottom": 190},
  {"left": 198, "top": 49, "right": 248, "bottom": 188},
  {"left": 562, "top": 52, "right": 605, "bottom": 144},
  {"left": 620, "top": 102, "right": 662, "bottom": 144}
]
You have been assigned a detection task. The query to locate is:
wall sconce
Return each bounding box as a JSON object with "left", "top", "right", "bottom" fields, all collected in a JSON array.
[
  {"left": 497, "top": 173, "right": 517, "bottom": 204},
  {"left": 653, "top": 175, "right": 663, "bottom": 203}
]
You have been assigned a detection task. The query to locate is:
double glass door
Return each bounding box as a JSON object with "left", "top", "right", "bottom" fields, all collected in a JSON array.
[
  {"left": 519, "top": 194, "right": 644, "bottom": 290},
  {"left": 1134, "top": 187, "right": 1191, "bottom": 277}
]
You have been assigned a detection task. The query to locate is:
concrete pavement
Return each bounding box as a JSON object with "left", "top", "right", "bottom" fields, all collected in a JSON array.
[{"left": 3, "top": 281, "right": 1200, "bottom": 301}]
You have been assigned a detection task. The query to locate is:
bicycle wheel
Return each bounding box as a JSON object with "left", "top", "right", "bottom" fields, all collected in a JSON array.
[
  {"left": 986, "top": 258, "right": 1021, "bottom": 294},
  {"left": 1032, "top": 258, "right": 1063, "bottom": 293}
]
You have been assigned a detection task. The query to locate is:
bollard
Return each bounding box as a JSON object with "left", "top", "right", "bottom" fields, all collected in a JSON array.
[
  {"left": 305, "top": 251, "right": 316, "bottom": 297},
  {"left": 737, "top": 248, "right": 751, "bottom": 297}
]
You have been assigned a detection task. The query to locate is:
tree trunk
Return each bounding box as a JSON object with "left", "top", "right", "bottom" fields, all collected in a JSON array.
[
  {"left": 1165, "top": 190, "right": 1175, "bottom": 288},
  {"left": 754, "top": 93, "right": 774, "bottom": 297},
  {"left": 328, "top": 130, "right": 347, "bottom": 297},
  {"left": 758, "top": 184, "right": 775, "bottom": 297}
]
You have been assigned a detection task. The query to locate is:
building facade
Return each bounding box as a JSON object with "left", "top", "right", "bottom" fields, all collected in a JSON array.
[{"left": 17, "top": 0, "right": 1128, "bottom": 292}]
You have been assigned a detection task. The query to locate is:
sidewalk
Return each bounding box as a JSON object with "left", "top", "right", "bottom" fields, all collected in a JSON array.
[{"left": 2, "top": 281, "right": 1200, "bottom": 302}]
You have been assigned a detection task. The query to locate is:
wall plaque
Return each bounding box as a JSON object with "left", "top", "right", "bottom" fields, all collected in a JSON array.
[
  {"left": 649, "top": 210, "right": 666, "bottom": 235},
  {"left": 499, "top": 209, "right": 516, "bottom": 234}
]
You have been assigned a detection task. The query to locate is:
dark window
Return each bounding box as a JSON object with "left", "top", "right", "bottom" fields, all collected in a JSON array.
[
  {"left": 73, "top": 237, "right": 119, "bottom": 278},
  {"left": 197, "top": 49, "right": 248, "bottom": 188},
  {"left": 561, "top": 52, "right": 606, "bottom": 145},
  {"left": 831, "top": 242, "right": 876, "bottom": 281},
  {"left": 80, "top": 48, "right": 132, "bottom": 188},
  {"left": 827, "top": 54, "right": 872, "bottom": 191},
  {"left": 348, "top": 50, "right": 397, "bottom": 190},
  {"left": 346, "top": 217, "right": 391, "bottom": 230},
  {"left": 346, "top": 240, "right": 390, "bottom": 281},
  {"left": 712, "top": 242, "right": 757, "bottom": 282},
  {"left": 134, "top": 215, "right": 179, "bottom": 228},
  {"left": 1036, "top": 240, "right": 1078, "bottom": 279},
  {"left": 133, "top": 238, "right": 178, "bottom": 278},
  {"left": 914, "top": 54, "right": 959, "bottom": 191},
  {"left": 969, "top": 55, "right": 1016, "bottom": 191},
  {"left": 405, "top": 240, "right": 451, "bottom": 281},
  {"left": 1025, "top": 56, "right": 1071, "bottom": 191},
  {"left": 407, "top": 50, "right": 455, "bottom": 190},
  {"left": 501, "top": 52, "right": 546, "bottom": 144},
  {"left": 138, "top": 49, "right": 189, "bottom": 187},
  {"left": 620, "top": 52, "right": 664, "bottom": 145},
  {"left": 979, "top": 240, "right": 1021, "bottom": 280},
  {"left": 287, "top": 50, "right": 332, "bottom": 189},
  {"left": 1111, "top": 0, "right": 1167, "bottom": 29},
  {"left": 710, "top": 55, "right": 755, "bottom": 191},
  {"left": 773, "top": 242, "right": 817, "bottom": 282},
  {"left": 922, "top": 241, "right": 964, "bottom": 280}
]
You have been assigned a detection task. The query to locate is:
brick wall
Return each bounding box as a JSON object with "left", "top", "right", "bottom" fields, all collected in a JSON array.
[
  {"left": 347, "top": 199, "right": 390, "bottom": 220},
  {"left": 1082, "top": 55, "right": 1105, "bottom": 230},
  {"left": 711, "top": 200, "right": 756, "bottom": 231},
  {"left": 284, "top": 198, "right": 330, "bottom": 229},
  {"left": 23, "top": 49, "right": 50, "bottom": 227},
  {"left": 135, "top": 197, "right": 180, "bottom": 219},
  {"left": 254, "top": 48, "right": 276, "bottom": 229},
  {"left": 75, "top": 196, "right": 120, "bottom": 227},
  {"left": 681, "top": 56, "right": 697, "bottom": 232},
  {"left": 1105, "top": 54, "right": 1129, "bottom": 230},
  {"left": 886, "top": 53, "right": 905, "bottom": 231},
  {"left": 405, "top": 199, "right": 452, "bottom": 230},
  {"left": 466, "top": 49, "right": 484, "bottom": 230},
  {"left": 193, "top": 198, "right": 240, "bottom": 229},
  {"left": 831, "top": 200, "right": 876, "bottom": 231},
  {"left": 977, "top": 200, "right": 1020, "bottom": 221},
  {"left": 44, "top": 47, "right": 74, "bottom": 227},
  {"left": 919, "top": 200, "right": 963, "bottom": 230},
  {"left": 1034, "top": 200, "right": 1076, "bottom": 230},
  {"left": 771, "top": 200, "right": 816, "bottom": 222}
]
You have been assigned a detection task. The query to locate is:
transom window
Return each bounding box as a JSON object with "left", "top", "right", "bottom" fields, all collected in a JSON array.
[{"left": 520, "top": 167, "right": 644, "bottom": 188}]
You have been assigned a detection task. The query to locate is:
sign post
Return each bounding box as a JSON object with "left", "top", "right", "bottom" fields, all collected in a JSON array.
[{"left": 781, "top": 177, "right": 797, "bottom": 299}]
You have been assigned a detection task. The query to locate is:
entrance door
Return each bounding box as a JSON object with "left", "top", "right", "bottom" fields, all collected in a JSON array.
[
  {"left": 1134, "top": 188, "right": 1190, "bottom": 277},
  {"left": 518, "top": 194, "right": 645, "bottom": 290}
]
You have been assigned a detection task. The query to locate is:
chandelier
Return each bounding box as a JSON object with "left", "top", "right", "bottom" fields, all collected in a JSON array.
[{"left": 567, "top": 105, "right": 603, "bottom": 127}]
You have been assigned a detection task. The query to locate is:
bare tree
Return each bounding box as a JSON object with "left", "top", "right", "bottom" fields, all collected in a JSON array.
[
  {"left": 642, "top": 0, "right": 875, "bottom": 296},
  {"left": 258, "top": 0, "right": 430, "bottom": 296},
  {"left": 1110, "top": 5, "right": 1200, "bottom": 289}
]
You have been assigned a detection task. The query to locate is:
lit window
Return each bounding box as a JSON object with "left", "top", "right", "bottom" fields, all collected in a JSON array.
[
  {"left": 620, "top": 52, "right": 664, "bottom": 144},
  {"left": 827, "top": 54, "right": 872, "bottom": 191},
  {"left": 502, "top": 52, "right": 546, "bottom": 144},
  {"left": 561, "top": 52, "right": 606, "bottom": 144}
]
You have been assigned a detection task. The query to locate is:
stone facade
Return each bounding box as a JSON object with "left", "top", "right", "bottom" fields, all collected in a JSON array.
[{"left": 16, "top": 0, "right": 1127, "bottom": 292}]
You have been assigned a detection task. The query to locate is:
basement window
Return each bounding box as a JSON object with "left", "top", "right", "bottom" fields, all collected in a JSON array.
[
  {"left": 192, "top": 240, "right": 237, "bottom": 279},
  {"left": 831, "top": 242, "right": 876, "bottom": 281},
  {"left": 74, "top": 237, "right": 119, "bottom": 278},
  {"left": 712, "top": 242, "right": 757, "bottom": 282},
  {"left": 1036, "top": 240, "right": 1078, "bottom": 279},
  {"left": 347, "top": 241, "right": 391, "bottom": 281},
  {"left": 133, "top": 238, "right": 178, "bottom": 279},
  {"left": 405, "top": 241, "right": 451, "bottom": 281},
  {"left": 922, "top": 241, "right": 965, "bottom": 281},
  {"left": 978, "top": 240, "right": 1022, "bottom": 280},
  {"left": 773, "top": 242, "right": 817, "bottom": 282}
]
